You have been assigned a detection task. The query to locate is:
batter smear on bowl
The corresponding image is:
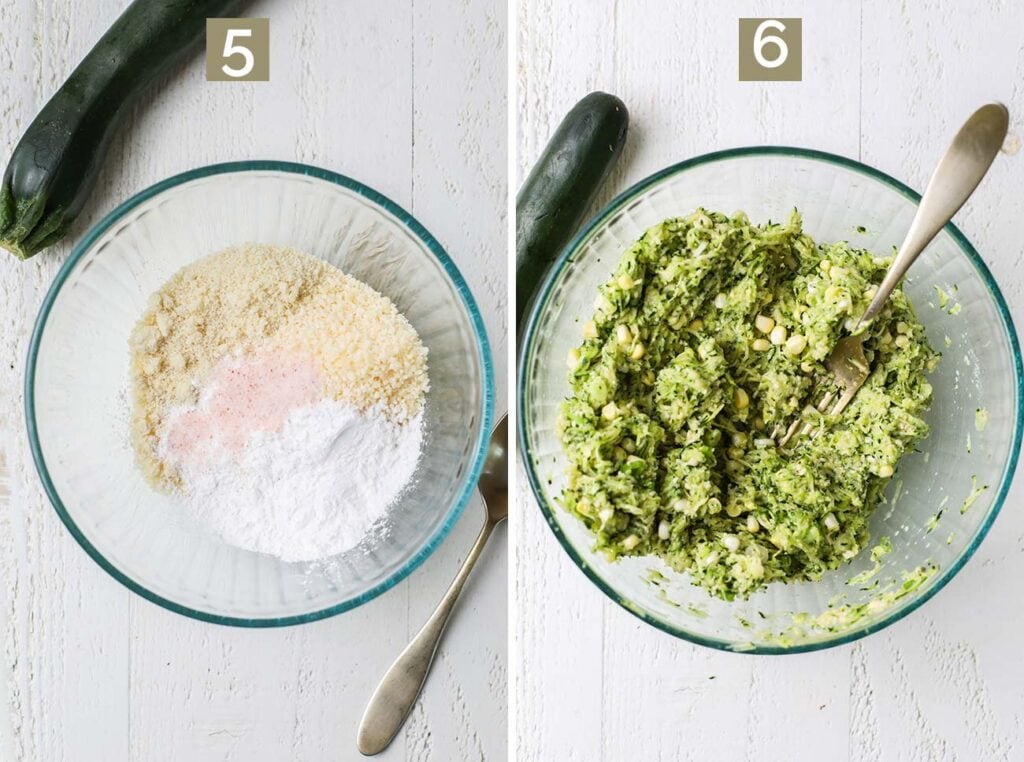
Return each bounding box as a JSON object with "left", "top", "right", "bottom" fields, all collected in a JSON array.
[{"left": 128, "top": 244, "right": 428, "bottom": 561}]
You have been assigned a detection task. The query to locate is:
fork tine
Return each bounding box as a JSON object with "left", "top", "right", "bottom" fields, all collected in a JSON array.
[
  {"left": 768, "top": 378, "right": 829, "bottom": 441},
  {"left": 777, "top": 389, "right": 836, "bottom": 449},
  {"left": 768, "top": 376, "right": 833, "bottom": 441},
  {"left": 826, "top": 383, "right": 859, "bottom": 419},
  {"left": 778, "top": 378, "right": 851, "bottom": 448}
]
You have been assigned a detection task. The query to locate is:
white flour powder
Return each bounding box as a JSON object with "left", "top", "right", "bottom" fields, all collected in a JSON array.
[{"left": 163, "top": 400, "right": 424, "bottom": 562}]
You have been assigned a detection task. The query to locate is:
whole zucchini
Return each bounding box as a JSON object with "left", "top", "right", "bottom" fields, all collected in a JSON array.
[
  {"left": 0, "top": 0, "right": 249, "bottom": 260},
  {"left": 515, "top": 92, "right": 629, "bottom": 331}
]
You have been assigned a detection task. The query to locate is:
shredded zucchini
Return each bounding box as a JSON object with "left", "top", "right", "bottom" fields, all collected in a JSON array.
[{"left": 558, "top": 209, "right": 937, "bottom": 600}]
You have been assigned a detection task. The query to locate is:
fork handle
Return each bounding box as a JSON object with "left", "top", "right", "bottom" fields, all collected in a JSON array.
[{"left": 858, "top": 103, "right": 1008, "bottom": 329}]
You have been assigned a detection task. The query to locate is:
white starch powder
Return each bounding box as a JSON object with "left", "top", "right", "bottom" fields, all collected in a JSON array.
[{"left": 163, "top": 400, "right": 424, "bottom": 562}]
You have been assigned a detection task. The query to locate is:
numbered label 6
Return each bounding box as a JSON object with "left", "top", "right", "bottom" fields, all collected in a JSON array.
[
  {"left": 739, "top": 18, "right": 802, "bottom": 82},
  {"left": 206, "top": 18, "right": 270, "bottom": 82}
]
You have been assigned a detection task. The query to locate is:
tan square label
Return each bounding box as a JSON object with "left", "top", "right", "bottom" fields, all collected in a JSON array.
[
  {"left": 738, "top": 18, "right": 802, "bottom": 82},
  {"left": 206, "top": 18, "right": 270, "bottom": 82}
]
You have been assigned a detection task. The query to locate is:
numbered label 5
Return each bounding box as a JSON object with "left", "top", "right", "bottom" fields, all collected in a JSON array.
[
  {"left": 739, "top": 18, "right": 802, "bottom": 81},
  {"left": 206, "top": 18, "right": 270, "bottom": 82}
]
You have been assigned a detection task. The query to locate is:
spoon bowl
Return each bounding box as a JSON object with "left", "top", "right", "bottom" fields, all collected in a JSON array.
[{"left": 479, "top": 415, "right": 509, "bottom": 522}]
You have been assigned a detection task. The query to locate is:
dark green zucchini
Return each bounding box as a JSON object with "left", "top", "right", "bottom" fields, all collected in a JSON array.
[
  {"left": 515, "top": 92, "right": 629, "bottom": 332},
  {"left": 0, "top": 0, "right": 249, "bottom": 260}
]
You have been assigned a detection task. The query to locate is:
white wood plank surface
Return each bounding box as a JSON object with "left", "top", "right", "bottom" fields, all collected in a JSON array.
[
  {"left": 515, "top": 2, "right": 1024, "bottom": 760},
  {"left": 0, "top": 1, "right": 507, "bottom": 760}
]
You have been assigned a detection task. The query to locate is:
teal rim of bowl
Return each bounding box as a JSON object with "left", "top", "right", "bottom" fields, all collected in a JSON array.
[
  {"left": 519, "top": 145, "right": 1024, "bottom": 654},
  {"left": 26, "top": 160, "right": 495, "bottom": 628}
]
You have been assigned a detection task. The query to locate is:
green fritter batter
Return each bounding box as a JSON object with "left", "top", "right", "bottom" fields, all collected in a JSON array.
[{"left": 558, "top": 209, "right": 938, "bottom": 600}]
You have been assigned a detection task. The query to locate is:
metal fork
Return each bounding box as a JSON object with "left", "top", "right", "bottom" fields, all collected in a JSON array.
[{"left": 774, "top": 102, "right": 1009, "bottom": 450}]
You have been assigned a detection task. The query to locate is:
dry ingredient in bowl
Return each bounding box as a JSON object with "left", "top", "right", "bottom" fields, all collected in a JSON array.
[
  {"left": 558, "top": 209, "right": 938, "bottom": 600},
  {"left": 129, "top": 244, "right": 428, "bottom": 561}
]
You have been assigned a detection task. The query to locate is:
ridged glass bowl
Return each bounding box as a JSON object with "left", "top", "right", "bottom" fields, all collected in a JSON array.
[
  {"left": 519, "top": 147, "right": 1022, "bottom": 653},
  {"left": 27, "top": 161, "right": 493, "bottom": 626}
]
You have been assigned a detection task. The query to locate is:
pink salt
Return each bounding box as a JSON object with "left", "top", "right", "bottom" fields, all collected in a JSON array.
[{"left": 165, "top": 351, "right": 323, "bottom": 461}]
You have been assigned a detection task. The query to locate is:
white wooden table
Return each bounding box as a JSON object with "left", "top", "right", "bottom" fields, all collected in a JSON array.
[
  {"left": 516, "top": 2, "right": 1024, "bottom": 760},
  {"left": 0, "top": 1, "right": 506, "bottom": 759}
]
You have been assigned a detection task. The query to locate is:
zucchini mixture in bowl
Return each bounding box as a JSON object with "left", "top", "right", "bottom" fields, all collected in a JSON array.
[{"left": 558, "top": 209, "right": 938, "bottom": 600}]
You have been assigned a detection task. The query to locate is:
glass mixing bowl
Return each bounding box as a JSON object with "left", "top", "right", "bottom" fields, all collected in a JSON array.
[
  {"left": 519, "top": 147, "right": 1022, "bottom": 653},
  {"left": 27, "top": 161, "right": 493, "bottom": 626}
]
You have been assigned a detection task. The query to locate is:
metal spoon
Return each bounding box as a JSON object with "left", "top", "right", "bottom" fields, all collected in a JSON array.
[
  {"left": 777, "top": 102, "right": 1008, "bottom": 448},
  {"left": 357, "top": 413, "right": 508, "bottom": 756}
]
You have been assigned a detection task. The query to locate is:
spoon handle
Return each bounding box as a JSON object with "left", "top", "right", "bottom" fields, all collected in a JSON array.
[
  {"left": 357, "top": 517, "right": 496, "bottom": 756},
  {"left": 860, "top": 102, "right": 1008, "bottom": 326}
]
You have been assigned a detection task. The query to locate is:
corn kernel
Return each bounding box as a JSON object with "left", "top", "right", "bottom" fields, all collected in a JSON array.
[
  {"left": 630, "top": 343, "right": 645, "bottom": 360},
  {"left": 755, "top": 314, "right": 775, "bottom": 334},
  {"left": 879, "top": 463, "right": 894, "bottom": 478},
  {"left": 752, "top": 338, "right": 772, "bottom": 351},
  {"left": 617, "top": 273, "right": 634, "bottom": 290},
  {"left": 615, "top": 324, "right": 631, "bottom": 345},
  {"left": 769, "top": 325, "right": 787, "bottom": 345},
  {"left": 733, "top": 387, "right": 750, "bottom": 409},
  {"left": 783, "top": 334, "right": 807, "bottom": 356},
  {"left": 582, "top": 320, "right": 598, "bottom": 339}
]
